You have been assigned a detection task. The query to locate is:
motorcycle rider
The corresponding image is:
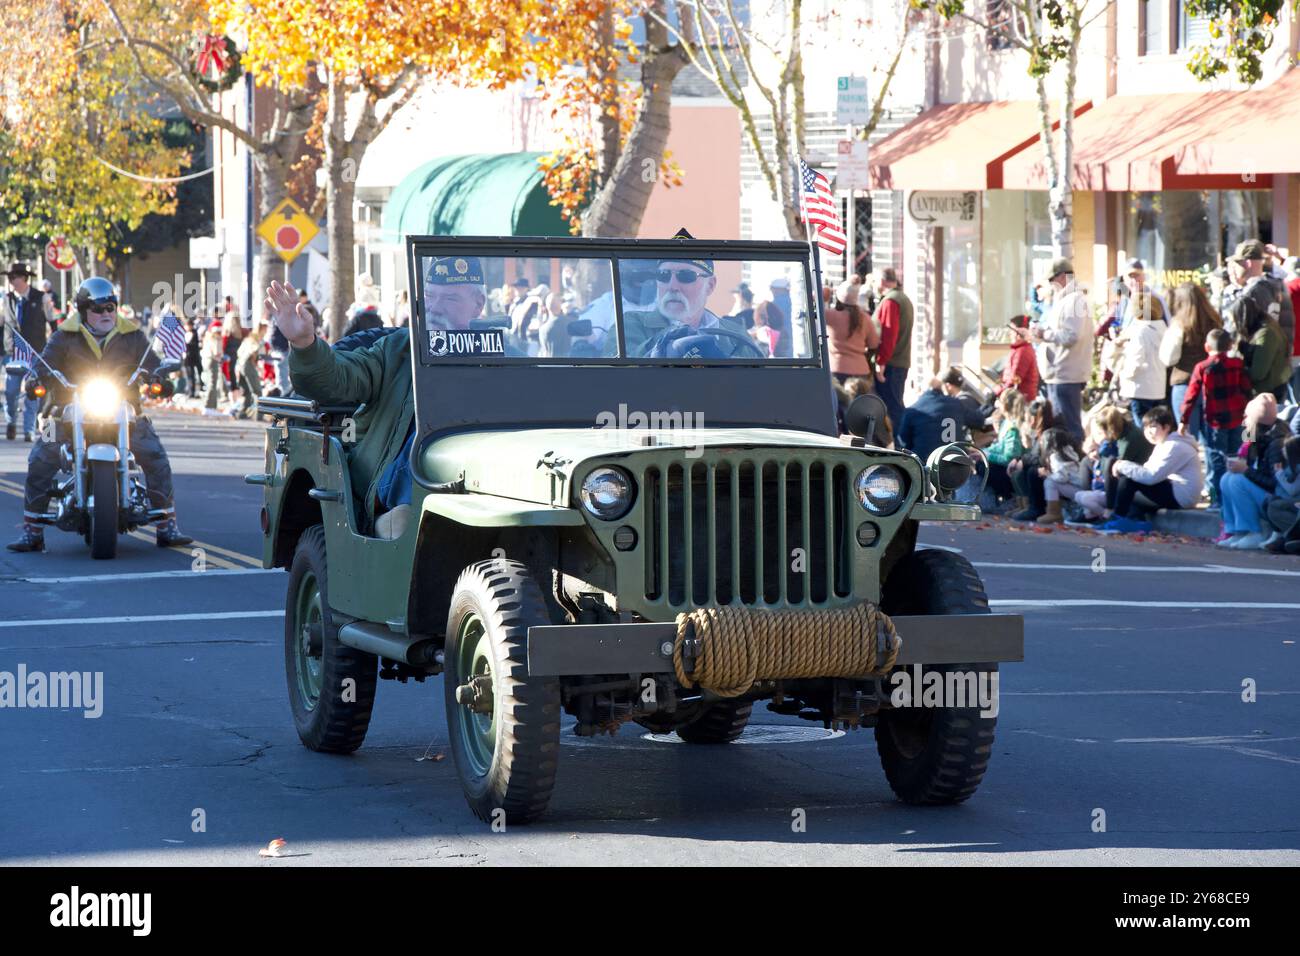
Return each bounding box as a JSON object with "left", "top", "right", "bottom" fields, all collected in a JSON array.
[{"left": 7, "top": 277, "right": 193, "bottom": 552}]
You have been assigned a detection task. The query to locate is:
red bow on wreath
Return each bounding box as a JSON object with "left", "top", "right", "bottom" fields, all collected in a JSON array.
[{"left": 196, "top": 35, "right": 229, "bottom": 79}]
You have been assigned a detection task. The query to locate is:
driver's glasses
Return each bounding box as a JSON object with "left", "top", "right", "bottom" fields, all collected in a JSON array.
[
  {"left": 89, "top": 303, "right": 116, "bottom": 315},
  {"left": 656, "top": 269, "right": 703, "bottom": 285}
]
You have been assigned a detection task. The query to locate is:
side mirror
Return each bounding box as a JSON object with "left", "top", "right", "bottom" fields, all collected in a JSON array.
[
  {"left": 566, "top": 318, "right": 593, "bottom": 338},
  {"left": 845, "top": 393, "right": 886, "bottom": 443}
]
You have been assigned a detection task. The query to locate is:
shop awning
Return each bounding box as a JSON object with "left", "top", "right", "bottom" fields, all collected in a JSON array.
[
  {"left": 1001, "top": 72, "right": 1300, "bottom": 191},
  {"left": 1170, "top": 68, "right": 1300, "bottom": 177},
  {"left": 380, "top": 152, "right": 569, "bottom": 242},
  {"left": 868, "top": 100, "right": 1055, "bottom": 191}
]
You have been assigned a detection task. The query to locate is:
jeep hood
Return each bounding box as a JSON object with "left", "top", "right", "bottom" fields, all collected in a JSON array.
[{"left": 423, "top": 426, "right": 886, "bottom": 506}]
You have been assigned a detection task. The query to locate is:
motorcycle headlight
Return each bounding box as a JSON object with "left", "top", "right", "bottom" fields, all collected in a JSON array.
[
  {"left": 81, "top": 379, "right": 121, "bottom": 419},
  {"left": 855, "top": 464, "right": 906, "bottom": 515},
  {"left": 580, "top": 466, "right": 635, "bottom": 520}
]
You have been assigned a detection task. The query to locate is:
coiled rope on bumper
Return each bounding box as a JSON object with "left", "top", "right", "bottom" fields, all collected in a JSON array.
[{"left": 673, "top": 603, "right": 901, "bottom": 698}]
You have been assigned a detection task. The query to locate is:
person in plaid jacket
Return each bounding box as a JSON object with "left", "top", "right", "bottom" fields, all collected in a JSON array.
[{"left": 1179, "top": 327, "right": 1252, "bottom": 507}]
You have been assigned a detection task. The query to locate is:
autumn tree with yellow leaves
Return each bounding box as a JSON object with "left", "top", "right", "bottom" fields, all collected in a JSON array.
[{"left": 0, "top": 1, "right": 188, "bottom": 269}]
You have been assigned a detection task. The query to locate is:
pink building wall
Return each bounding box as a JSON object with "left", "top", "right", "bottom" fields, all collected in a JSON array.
[{"left": 638, "top": 103, "right": 742, "bottom": 317}]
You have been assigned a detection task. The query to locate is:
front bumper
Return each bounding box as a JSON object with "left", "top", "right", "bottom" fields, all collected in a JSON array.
[{"left": 527, "top": 612, "right": 1023, "bottom": 677}]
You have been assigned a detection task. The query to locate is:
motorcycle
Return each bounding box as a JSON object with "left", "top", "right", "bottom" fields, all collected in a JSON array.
[{"left": 26, "top": 360, "right": 181, "bottom": 559}]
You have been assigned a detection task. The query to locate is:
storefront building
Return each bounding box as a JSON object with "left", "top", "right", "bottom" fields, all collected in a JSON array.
[{"left": 866, "top": 68, "right": 1300, "bottom": 383}]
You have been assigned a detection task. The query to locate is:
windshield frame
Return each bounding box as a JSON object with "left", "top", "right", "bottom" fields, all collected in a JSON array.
[{"left": 406, "top": 236, "right": 826, "bottom": 368}]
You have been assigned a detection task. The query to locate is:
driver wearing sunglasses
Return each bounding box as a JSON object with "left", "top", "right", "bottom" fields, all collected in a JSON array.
[{"left": 623, "top": 257, "right": 748, "bottom": 357}]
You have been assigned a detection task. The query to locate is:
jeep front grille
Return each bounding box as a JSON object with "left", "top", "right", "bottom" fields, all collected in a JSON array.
[{"left": 642, "top": 458, "right": 852, "bottom": 609}]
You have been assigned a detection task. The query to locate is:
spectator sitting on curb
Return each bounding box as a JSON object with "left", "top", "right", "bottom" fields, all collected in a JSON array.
[
  {"left": 1262, "top": 436, "right": 1300, "bottom": 553},
  {"left": 1083, "top": 404, "right": 1156, "bottom": 526},
  {"left": 1217, "top": 392, "right": 1294, "bottom": 550},
  {"left": 1067, "top": 417, "right": 1115, "bottom": 526},
  {"left": 895, "top": 366, "right": 987, "bottom": 464},
  {"left": 1100, "top": 406, "right": 1203, "bottom": 535},
  {"left": 983, "top": 388, "right": 1027, "bottom": 510},
  {"left": 1007, "top": 397, "right": 1055, "bottom": 521},
  {"left": 1036, "top": 427, "right": 1090, "bottom": 525},
  {"left": 1180, "top": 327, "right": 1252, "bottom": 512}
]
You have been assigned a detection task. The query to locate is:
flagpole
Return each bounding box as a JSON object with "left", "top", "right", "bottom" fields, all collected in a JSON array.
[
  {"left": 7, "top": 327, "right": 71, "bottom": 389},
  {"left": 799, "top": 155, "right": 837, "bottom": 429}
]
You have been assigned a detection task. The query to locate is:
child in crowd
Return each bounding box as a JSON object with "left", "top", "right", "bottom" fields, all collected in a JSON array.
[
  {"left": 1067, "top": 418, "right": 1115, "bottom": 524},
  {"left": 1218, "top": 392, "right": 1295, "bottom": 549},
  {"left": 1263, "top": 437, "right": 1300, "bottom": 554},
  {"left": 1008, "top": 397, "right": 1054, "bottom": 521},
  {"left": 1101, "top": 406, "right": 1203, "bottom": 535},
  {"left": 983, "top": 388, "right": 1026, "bottom": 507},
  {"left": 1036, "top": 427, "right": 1089, "bottom": 525},
  {"left": 1179, "top": 327, "right": 1251, "bottom": 509}
]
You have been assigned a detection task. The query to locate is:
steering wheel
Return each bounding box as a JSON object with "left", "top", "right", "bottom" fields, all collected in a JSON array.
[{"left": 636, "top": 324, "right": 768, "bottom": 359}]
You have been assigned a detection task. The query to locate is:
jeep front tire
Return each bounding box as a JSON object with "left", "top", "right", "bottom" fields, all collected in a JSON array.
[
  {"left": 444, "top": 559, "right": 562, "bottom": 824},
  {"left": 875, "top": 549, "right": 998, "bottom": 805}
]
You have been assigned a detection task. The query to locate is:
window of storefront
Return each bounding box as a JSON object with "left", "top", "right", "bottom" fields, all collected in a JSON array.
[
  {"left": 980, "top": 190, "right": 1051, "bottom": 345},
  {"left": 1124, "top": 190, "right": 1273, "bottom": 290}
]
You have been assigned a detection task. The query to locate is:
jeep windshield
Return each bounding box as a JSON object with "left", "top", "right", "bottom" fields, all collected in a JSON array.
[{"left": 412, "top": 245, "right": 820, "bottom": 365}]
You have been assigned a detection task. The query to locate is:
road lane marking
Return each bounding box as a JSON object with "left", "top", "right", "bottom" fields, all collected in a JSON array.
[
  {"left": 2, "top": 478, "right": 262, "bottom": 569},
  {"left": 125, "top": 530, "right": 243, "bottom": 569},
  {"left": 990, "top": 599, "right": 1300, "bottom": 609},
  {"left": 4, "top": 567, "right": 278, "bottom": 584},
  {"left": 975, "top": 561, "right": 1300, "bottom": 577},
  {"left": 0, "top": 610, "right": 283, "bottom": 628},
  {"left": 0, "top": 483, "right": 234, "bottom": 569}
]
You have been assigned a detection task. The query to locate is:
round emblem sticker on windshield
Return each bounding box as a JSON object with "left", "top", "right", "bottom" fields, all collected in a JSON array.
[{"left": 428, "top": 330, "right": 448, "bottom": 356}]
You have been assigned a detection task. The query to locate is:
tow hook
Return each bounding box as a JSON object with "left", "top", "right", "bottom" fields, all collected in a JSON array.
[{"left": 455, "top": 675, "right": 494, "bottom": 715}]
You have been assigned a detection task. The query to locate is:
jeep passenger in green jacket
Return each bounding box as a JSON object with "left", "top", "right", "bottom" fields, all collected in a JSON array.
[{"left": 287, "top": 329, "right": 414, "bottom": 528}]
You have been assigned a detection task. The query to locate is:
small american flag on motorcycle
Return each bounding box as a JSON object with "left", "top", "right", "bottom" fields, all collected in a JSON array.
[
  {"left": 797, "top": 157, "right": 846, "bottom": 257},
  {"left": 7, "top": 331, "right": 37, "bottom": 371},
  {"left": 155, "top": 313, "right": 187, "bottom": 362}
]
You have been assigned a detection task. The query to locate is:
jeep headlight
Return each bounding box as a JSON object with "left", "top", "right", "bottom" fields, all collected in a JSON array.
[
  {"left": 855, "top": 464, "right": 906, "bottom": 515},
  {"left": 80, "top": 378, "right": 120, "bottom": 420},
  {"left": 580, "top": 466, "right": 635, "bottom": 520}
]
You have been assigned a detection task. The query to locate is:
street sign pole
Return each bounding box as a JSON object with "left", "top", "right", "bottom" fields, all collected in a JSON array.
[{"left": 846, "top": 122, "right": 855, "bottom": 278}]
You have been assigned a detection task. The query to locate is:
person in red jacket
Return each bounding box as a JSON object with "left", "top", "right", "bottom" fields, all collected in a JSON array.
[{"left": 1001, "top": 313, "right": 1039, "bottom": 401}]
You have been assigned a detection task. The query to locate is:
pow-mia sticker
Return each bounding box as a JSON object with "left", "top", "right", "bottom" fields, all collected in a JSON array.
[{"left": 428, "top": 329, "right": 506, "bottom": 357}]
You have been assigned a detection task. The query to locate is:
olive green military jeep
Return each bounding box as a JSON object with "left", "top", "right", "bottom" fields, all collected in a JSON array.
[{"left": 251, "top": 236, "right": 1022, "bottom": 824}]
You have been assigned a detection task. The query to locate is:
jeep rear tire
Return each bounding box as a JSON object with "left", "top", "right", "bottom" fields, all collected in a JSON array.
[
  {"left": 876, "top": 549, "right": 998, "bottom": 805},
  {"left": 444, "top": 559, "right": 561, "bottom": 824},
  {"left": 676, "top": 700, "right": 752, "bottom": 744},
  {"left": 284, "top": 525, "right": 377, "bottom": 753}
]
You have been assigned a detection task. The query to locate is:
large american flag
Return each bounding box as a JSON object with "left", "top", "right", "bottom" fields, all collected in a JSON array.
[
  {"left": 155, "top": 313, "right": 187, "bottom": 362},
  {"left": 798, "top": 157, "right": 847, "bottom": 256}
]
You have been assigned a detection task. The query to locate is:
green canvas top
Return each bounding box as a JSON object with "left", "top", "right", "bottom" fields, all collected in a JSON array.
[{"left": 381, "top": 152, "right": 569, "bottom": 239}]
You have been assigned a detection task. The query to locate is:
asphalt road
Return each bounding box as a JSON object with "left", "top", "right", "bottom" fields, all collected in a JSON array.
[{"left": 1, "top": 410, "right": 1297, "bottom": 866}]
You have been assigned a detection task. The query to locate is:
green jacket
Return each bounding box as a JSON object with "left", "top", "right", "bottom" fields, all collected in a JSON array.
[
  {"left": 1248, "top": 320, "right": 1290, "bottom": 393},
  {"left": 288, "top": 330, "right": 414, "bottom": 528},
  {"left": 984, "top": 420, "right": 1024, "bottom": 466}
]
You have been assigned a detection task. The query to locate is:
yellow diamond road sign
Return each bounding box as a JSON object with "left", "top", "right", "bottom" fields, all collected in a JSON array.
[{"left": 257, "top": 198, "right": 319, "bottom": 264}]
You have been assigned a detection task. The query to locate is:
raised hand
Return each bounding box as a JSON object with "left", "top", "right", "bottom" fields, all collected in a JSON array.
[{"left": 265, "top": 280, "right": 315, "bottom": 349}]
